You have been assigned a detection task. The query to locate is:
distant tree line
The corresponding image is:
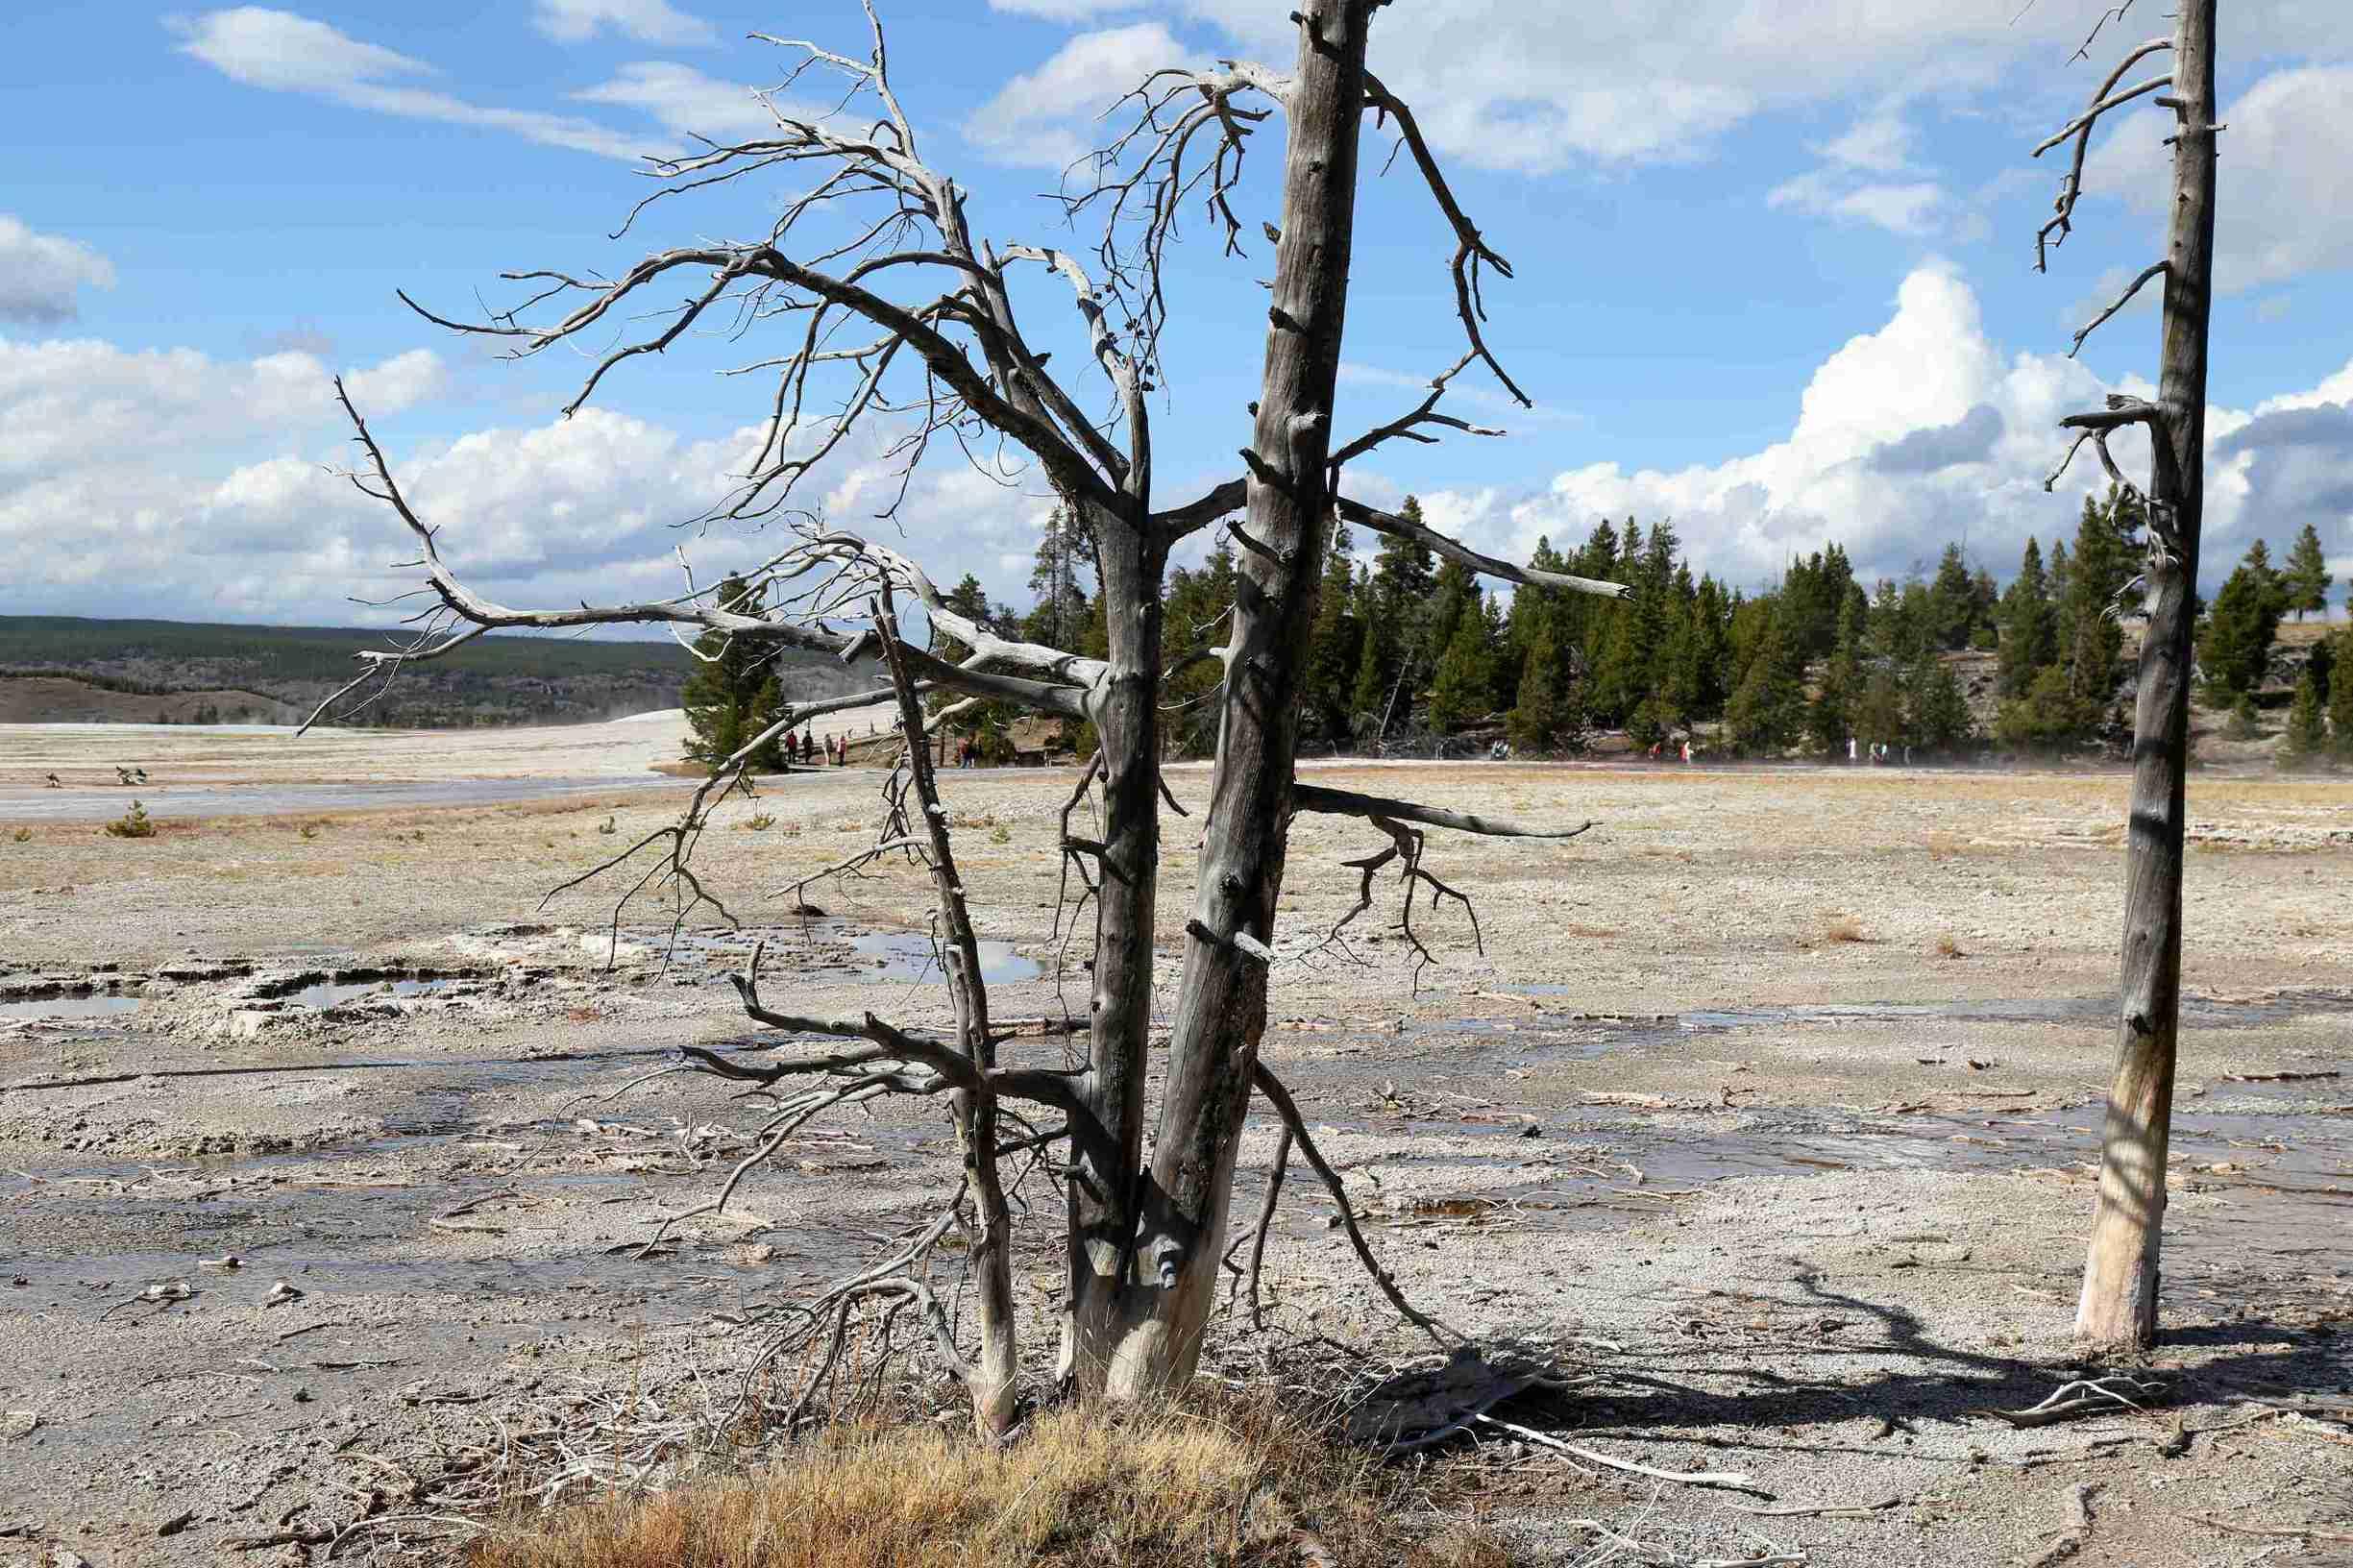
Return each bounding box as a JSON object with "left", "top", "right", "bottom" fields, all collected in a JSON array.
[{"left": 681, "top": 499, "right": 2347, "bottom": 768}]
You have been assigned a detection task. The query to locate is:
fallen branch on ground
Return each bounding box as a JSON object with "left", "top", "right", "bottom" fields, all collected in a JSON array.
[
  {"left": 1993, "top": 1374, "right": 2169, "bottom": 1429},
  {"left": 2024, "top": 1482, "right": 2099, "bottom": 1568},
  {"left": 2178, "top": 1512, "right": 2353, "bottom": 1543},
  {"left": 1472, "top": 1413, "right": 1774, "bottom": 1497}
]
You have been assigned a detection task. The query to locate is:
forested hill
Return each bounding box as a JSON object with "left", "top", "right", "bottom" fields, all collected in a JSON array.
[{"left": 0, "top": 615, "right": 867, "bottom": 728}]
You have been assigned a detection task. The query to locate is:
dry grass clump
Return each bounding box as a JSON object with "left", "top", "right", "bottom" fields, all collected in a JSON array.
[
  {"left": 467, "top": 1395, "right": 1507, "bottom": 1568},
  {"left": 1933, "top": 933, "right": 1966, "bottom": 960},
  {"left": 1819, "top": 914, "right": 1873, "bottom": 944}
]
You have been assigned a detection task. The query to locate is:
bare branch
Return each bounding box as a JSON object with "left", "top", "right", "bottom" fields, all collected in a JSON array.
[
  {"left": 2033, "top": 38, "right": 2173, "bottom": 270},
  {"left": 1251, "top": 1064, "right": 1458, "bottom": 1345},
  {"left": 2060, "top": 394, "right": 2164, "bottom": 433},
  {"left": 1150, "top": 478, "right": 1247, "bottom": 542},
  {"left": 1336, "top": 496, "right": 1628, "bottom": 601},
  {"left": 1328, "top": 350, "right": 1506, "bottom": 473},
  {"left": 1360, "top": 73, "right": 1529, "bottom": 406},
  {"left": 2070, "top": 260, "right": 2167, "bottom": 357},
  {"left": 1292, "top": 784, "right": 1596, "bottom": 843},
  {"left": 2069, "top": 0, "right": 2145, "bottom": 63},
  {"left": 327, "top": 383, "right": 1094, "bottom": 724},
  {"left": 2032, "top": 70, "right": 2174, "bottom": 159}
]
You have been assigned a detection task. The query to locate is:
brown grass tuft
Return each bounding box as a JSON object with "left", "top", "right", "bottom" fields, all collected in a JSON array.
[
  {"left": 467, "top": 1395, "right": 1509, "bottom": 1568},
  {"left": 1933, "top": 933, "right": 1966, "bottom": 960},
  {"left": 1819, "top": 915, "right": 1873, "bottom": 944}
]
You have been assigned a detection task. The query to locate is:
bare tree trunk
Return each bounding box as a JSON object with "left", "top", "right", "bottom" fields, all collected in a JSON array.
[
  {"left": 2076, "top": 0, "right": 2217, "bottom": 1350},
  {"left": 875, "top": 600, "right": 1018, "bottom": 1432},
  {"left": 1105, "top": 0, "right": 1373, "bottom": 1398},
  {"left": 1064, "top": 504, "right": 1166, "bottom": 1392}
]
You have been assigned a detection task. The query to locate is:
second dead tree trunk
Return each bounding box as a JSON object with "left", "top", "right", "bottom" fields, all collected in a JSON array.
[
  {"left": 2034, "top": 0, "right": 2220, "bottom": 1348},
  {"left": 1098, "top": 0, "right": 1374, "bottom": 1398}
]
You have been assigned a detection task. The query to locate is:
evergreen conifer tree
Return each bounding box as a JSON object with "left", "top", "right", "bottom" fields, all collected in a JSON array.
[
  {"left": 2200, "top": 539, "right": 2288, "bottom": 700},
  {"left": 1908, "top": 654, "right": 1973, "bottom": 750},
  {"left": 1997, "top": 539, "right": 2057, "bottom": 699},
  {"left": 2330, "top": 629, "right": 2353, "bottom": 761},
  {"left": 2282, "top": 523, "right": 2333, "bottom": 621},
  {"left": 2282, "top": 670, "right": 2327, "bottom": 763},
  {"left": 681, "top": 575, "right": 784, "bottom": 770}
]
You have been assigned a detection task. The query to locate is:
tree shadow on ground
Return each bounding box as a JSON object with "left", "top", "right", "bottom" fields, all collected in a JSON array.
[{"left": 1330, "top": 1269, "right": 2349, "bottom": 1460}]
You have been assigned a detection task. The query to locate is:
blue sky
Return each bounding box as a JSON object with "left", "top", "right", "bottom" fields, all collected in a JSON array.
[{"left": 5, "top": 0, "right": 2351, "bottom": 630}]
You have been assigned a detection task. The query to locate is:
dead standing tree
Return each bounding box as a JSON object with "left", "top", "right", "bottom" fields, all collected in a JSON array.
[
  {"left": 2034, "top": 0, "right": 2219, "bottom": 1347},
  {"left": 324, "top": 0, "right": 1623, "bottom": 1429}
]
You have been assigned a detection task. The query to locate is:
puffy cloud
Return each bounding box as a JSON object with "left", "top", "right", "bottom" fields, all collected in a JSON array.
[
  {"left": 0, "top": 328, "right": 1056, "bottom": 625},
  {"left": 1869, "top": 404, "right": 2003, "bottom": 475},
  {"left": 987, "top": 0, "right": 1140, "bottom": 18},
  {"left": 173, "top": 9, "right": 666, "bottom": 161},
  {"left": 0, "top": 217, "right": 115, "bottom": 326},
  {"left": 965, "top": 24, "right": 1198, "bottom": 168},
  {"left": 1386, "top": 264, "right": 2343, "bottom": 596},
  {"left": 1162, "top": 1, "right": 2353, "bottom": 174},
  {"left": 570, "top": 62, "right": 775, "bottom": 142},
  {"left": 1767, "top": 171, "right": 1949, "bottom": 238},
  {"left": 532, "top": 0, "right": 715, "bottom": 47},
  {"left": 2088, "top": 63, "right": 2353, "bottom": 290},
  {"left": 0, "top": 334, "right": 453, "bottom": 620},
  {"left": 1817, "top": 111, "right": 1916, "bottom": 174}
]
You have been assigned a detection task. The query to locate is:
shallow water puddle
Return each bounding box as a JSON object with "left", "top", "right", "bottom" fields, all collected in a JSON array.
[
  {"left": 0, "top": 993, "right": 144, "bottom": 1020},
  {"left": 633, "top": 919, "right": 1041, "bottom": 985},
  {"left": 847, "top": 930, "right": 1040, "bottom": 984},
  {"left": 287, "top": 977, "right": 461, "bottom": 1010}
]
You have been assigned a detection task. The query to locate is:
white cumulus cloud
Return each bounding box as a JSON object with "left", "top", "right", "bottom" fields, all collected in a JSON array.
[
  {"left": 1388, "top": 263, "right": 2346, "bottom": 598},
  {"left": 1164, "top": 0, "right": 2353, "bottom": 174},
  {"left": 571, "top": 62, "right": 775, "bottom": 142},
  {"left": 965, "top": 23, "right": 1198, "bottom": 168},
  {"left": 0, "top": 324, "right": 1062, "bottom": 625},
  {"left": 0, "top": 218, "right": 116, "bottom": 326},
  {"left": 532, "top": 0, "right": 716, "bottom": 47},
  {"left": 2086, "top": 62, "right": 2353, "bottom": 291},
  {"left": 174, "top": 9, "right": 668, "bottom": 161}
]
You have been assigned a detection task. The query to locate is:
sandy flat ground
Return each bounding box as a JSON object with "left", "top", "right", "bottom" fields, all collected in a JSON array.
[{"left": 0, "top": 723, "right": 2348, "bottom": 1565}]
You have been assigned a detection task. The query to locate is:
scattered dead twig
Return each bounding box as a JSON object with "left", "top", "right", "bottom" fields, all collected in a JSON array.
[
  {"left": 427, "top": 1188, "right": 522, "bottom": 1236},
  {"left": 274, "top": 1320, "right": 352, "bottom": 1343},
  {"left": 1992, "top": 1374, "right": 2169, "bottom": 1429},
  {"left": 1473, "top": 1413, "right": 1774, "bottom": 1498},
  {"left": 2024, "top": 1482, "right": 2099, "bottom": 1568},
  {"left": 2178, "top": 1511, "right": 2353, "bottom": 1543},
  {"left": 98, "top": 1279, "right": 193, "bottom": 1320},
  {"left": 1724, "top": 1495, "right": 1908, "bottom": 1519}
]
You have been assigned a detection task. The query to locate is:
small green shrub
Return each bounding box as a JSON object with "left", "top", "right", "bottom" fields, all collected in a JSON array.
[
  {"left": 10, "top": 827, "right": 30, "bottom": 844},
  {"left": 745, "top": 812, "right": 777, "bottom": 832},
  {"left": 104, "top": 800, "right": 156, "bottom": 840}
]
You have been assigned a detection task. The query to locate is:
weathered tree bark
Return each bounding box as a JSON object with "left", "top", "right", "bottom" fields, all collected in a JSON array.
[
  {"left": 2074, "top": 0, "right": 2217, "bottom": 1349},
  {"left": 1103, "top": 0, "right": 1375, "bottom": 1398},
  {"left": 1062, "top": 501, "right": 1166, "bottom": 1393},
  {"left": 873, "top": 597, "right": 1018, "bottom": 1432}
]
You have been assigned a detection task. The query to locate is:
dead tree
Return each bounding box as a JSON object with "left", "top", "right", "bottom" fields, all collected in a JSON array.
[
  {"left": 321, "top": 0, "right": 1623, "bottom": 1429},
  {"left": 2034, "top": 0, "right": 2219, "bottom": 1348}
]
